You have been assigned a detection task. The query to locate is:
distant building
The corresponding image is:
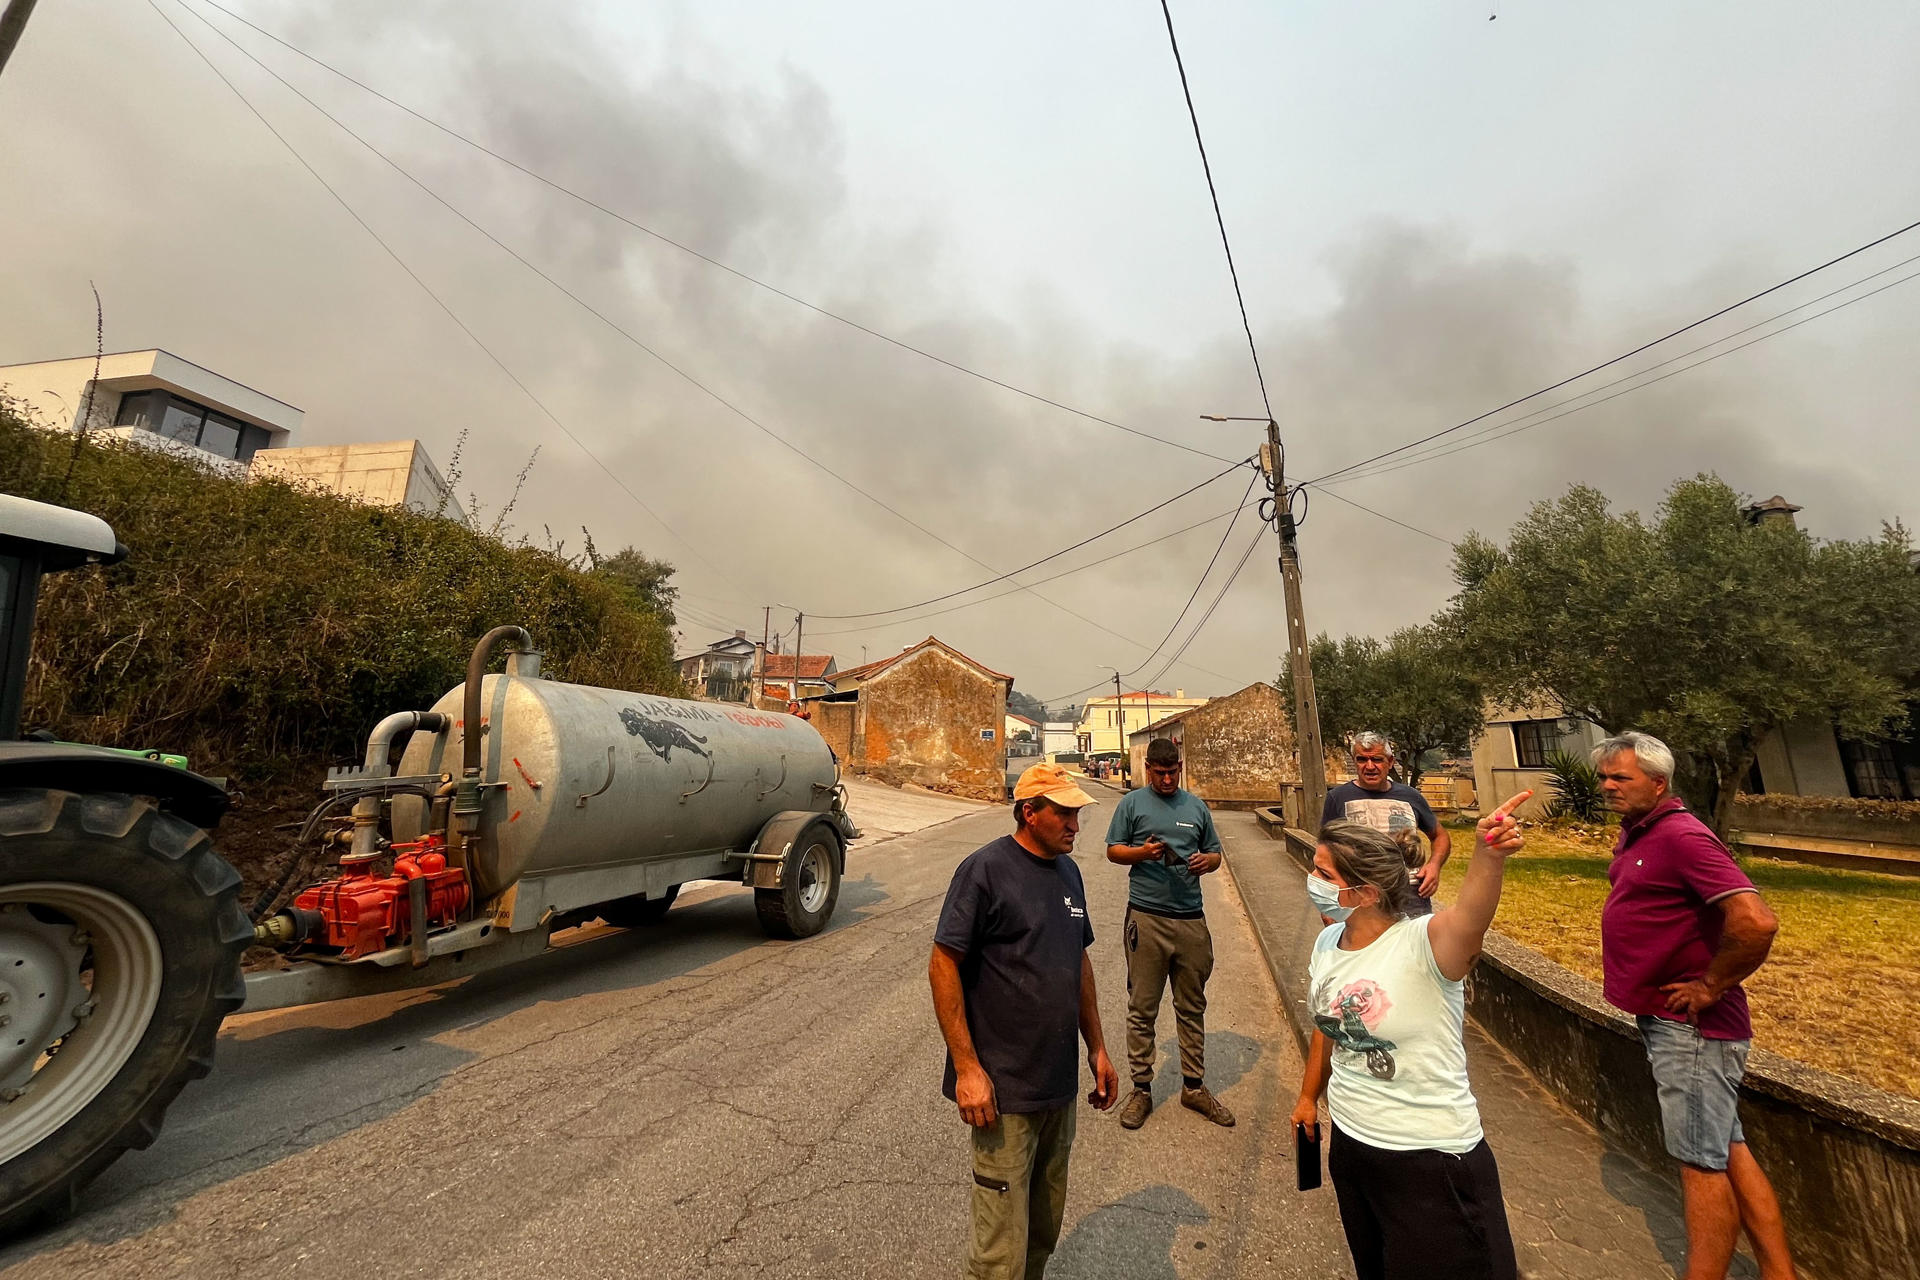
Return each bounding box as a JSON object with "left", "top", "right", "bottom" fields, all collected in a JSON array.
[
  {"left": 1040, "top": 722, "right": 1080, "bottom": 757},
  {"left": 1470, "top": 706, "right": 1608, "bottom": 821},
  {"left": 760, "top": 652, "right": 839, "bottom": 704},
  {"left": 1076, "top": 689, "right": 1208, "bottom": 756},
  {"left": 811, "top": 636, "right": 1012, "bottom": 801},
  {"left": 677, "top": 631, "right": 761, "bottom": 703},
  {"left": 1, "top": 349, "right": 300, "bottom": 472},
  {"left": 1127, "top": 683, "right": 1298, "bottom": 809},
  {"left": 1, "top": 348, "right": 457, "bottom": 518}
]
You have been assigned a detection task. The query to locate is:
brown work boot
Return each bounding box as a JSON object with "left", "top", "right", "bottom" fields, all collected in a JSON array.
[
  {"left": 1181, "top": 1085, "right": 1236, "bottom": 1127},
  {"left": 1116, "top": 1088, "right": 1153, "bottom": 1130}
]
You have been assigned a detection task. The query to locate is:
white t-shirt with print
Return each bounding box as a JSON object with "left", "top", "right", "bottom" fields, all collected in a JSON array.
[{"left": 1307, "top": 915, "right": 1482, "bottom": 1154}]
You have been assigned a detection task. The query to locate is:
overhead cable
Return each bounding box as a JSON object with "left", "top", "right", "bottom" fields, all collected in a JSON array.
[
  {"left": 1158, "top": 0, "right": 1274, "bottom": 421},
  {"left": 145, "top": 0, "right": 748, "bottom": 593},
  {"left": 1304, "top": 215, "right": 1920, "bottom": 488},
  {"left": 190, "top": 0, "right": 1238, "bottom": 465},
  {"left": 1117, "top": 469, "right": 1261, "bottom": 677}
]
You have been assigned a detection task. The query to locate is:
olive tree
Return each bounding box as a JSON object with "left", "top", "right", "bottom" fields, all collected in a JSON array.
[
  {"left": 1283, "top": 624, "right": 1484, "bottom": 786},
  {"left": 1449, "top": 475, "right": 1920, "bottom": 836}
]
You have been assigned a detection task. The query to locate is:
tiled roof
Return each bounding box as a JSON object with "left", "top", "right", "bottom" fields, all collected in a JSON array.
[
  {"left": 761, "top": 654, "right": 835, "bottom": 679},
  {"left": 835, "top": 636, "right": 1013, "bottom": 686}
]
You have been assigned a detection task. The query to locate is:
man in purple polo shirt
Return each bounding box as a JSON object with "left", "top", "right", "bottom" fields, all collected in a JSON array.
[{"left": 1594, "top": 731, "right": 1796, "bottom": 1280}]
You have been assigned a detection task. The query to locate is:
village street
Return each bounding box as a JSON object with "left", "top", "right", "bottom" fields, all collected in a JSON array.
[{"left": 0, "top": 781, "right": 1353, "bottom": 1280}]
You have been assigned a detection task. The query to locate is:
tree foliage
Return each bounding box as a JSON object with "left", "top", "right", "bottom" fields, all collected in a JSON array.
[
  {"left": 1007, "top": 688, "right": 1048, "bottom": 723},
  {"left": 1, "top": 402, "right": 681, "bottom": 781},
  {"left": 585, "top": 543, "right": 678, "bottom": 625},
  {"left": 1449, "top": 475, "right": 1920, "bottom": 835},
  {"left": 1282, "top": 624, "right": 1485, "bottom": 785}
]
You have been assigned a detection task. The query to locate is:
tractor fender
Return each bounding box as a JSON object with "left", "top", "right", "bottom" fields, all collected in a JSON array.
[
  {"left": 744, "top": 810, "right": 844, "bottom": 889},
  {"left": 0, "top": 741, "right": 229, "bottom": 829}
]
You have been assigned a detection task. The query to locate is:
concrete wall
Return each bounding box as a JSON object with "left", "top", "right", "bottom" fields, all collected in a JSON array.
[
  {"left": 1761, "top": 717, "right": 1852, "bottom": 797},
  {"left": 856, "top": 646, "right": 1007, "bottom": 801},
  {"left": 252, "top": 440, "right": 454, "bottom": 516},
  {"left": 811, "top": 700, "right": 857, "bottom": 764},
  {"left": 1130, "top": 683, "right": 1298, "bottom": 804},
  {"left": 1274, "top": 826, "right": 1920, "bottom": 1280},
  {"left": 1470, "top": 707, "right": 1605, "bottom": 820}
]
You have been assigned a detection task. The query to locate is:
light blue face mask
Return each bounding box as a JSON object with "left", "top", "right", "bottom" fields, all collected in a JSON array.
[{"left": 1306, "top": 873, "right": 1354, "bottom": 921}]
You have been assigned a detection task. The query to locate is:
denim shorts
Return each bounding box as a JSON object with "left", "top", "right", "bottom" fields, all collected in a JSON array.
[{"left": 1637, "top": 1015, "right": 1748, "bottom": 1171}]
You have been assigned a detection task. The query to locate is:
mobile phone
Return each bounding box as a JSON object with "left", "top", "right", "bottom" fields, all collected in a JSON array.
[{"left": 1295, "top": 1122, "right": 1322, "bottom": 1191}]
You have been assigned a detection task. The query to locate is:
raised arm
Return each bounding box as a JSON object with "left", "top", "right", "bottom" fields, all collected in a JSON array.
[
  {"left": 929, "top": 942, "right": 996, "bottom": 1126},
  {"left": 1428, "top": 791, "right": 1531, "bottom": 981}
]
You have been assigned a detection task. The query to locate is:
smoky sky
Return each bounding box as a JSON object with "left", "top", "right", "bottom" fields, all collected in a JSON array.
[{"left": 2, "top": 0, "right": 1917, "bottom": 704}]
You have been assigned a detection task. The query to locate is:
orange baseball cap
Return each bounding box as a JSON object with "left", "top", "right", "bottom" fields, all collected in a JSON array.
[{"left": 1012, "top": 763, "right": 1098, "bottom": 808}]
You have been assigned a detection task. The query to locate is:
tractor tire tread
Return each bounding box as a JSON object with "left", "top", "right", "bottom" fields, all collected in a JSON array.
[{"left": 0, "top": 789, "right": 248, "bottom": 1239}]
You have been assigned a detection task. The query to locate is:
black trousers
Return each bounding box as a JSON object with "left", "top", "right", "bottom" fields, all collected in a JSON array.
[{"left": 1328, "top": 1125, "right": 1518, "bottom": 1280}]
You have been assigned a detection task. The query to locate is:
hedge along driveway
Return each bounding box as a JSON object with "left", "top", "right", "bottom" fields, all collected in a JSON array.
[
  {"left": 1437, "top": 818, "right": 1920, "bottom": 1098},
  {"left": 1, "top": 405, "right": 681, "bottom": 779}
]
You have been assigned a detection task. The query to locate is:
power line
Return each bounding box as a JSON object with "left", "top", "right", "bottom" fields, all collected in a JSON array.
[
  {"left": 170, "top": 0, "right": 1216, "bottom": 664},
  {"left": 1303, "top": 214, "right": 1920, "bottom": 488},
  {"left": 1301, "top": 485, "right": 1450, "bottom": 543},
  {"left": 144, "top": 0, "right": 748, "bottom": 594},
  {"left": 1139, "top": 527, "right": 1266, "bottom": 691},
  {"left": 808, "top": 457, "right": 1251, "bottom": 620},
  {"left": 807, "top": 495, "right": 1261, "bottom": 638},
  {"left": 189, "top": 0, "right": 1238, "bottom": 466},
  {"left": 1158, "top": 0, "right": 1273, "bottom": 421},
  {"left": 1117, "top": 469, "right": 1260, "bottom": 677},
  {"left": 1322, "top": 248, "right": 1920, "bottom": 487}
]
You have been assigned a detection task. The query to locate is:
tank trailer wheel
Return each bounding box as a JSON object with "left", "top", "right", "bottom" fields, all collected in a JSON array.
[
  {"left": 600, "top": 883, "right": 680, "bottom": 929},
  {"left": 753, "top": 827, "right": 841, "bottom": 940},
  {"left": 0, "top": 790, "right": 248, "bottom": 1237}
]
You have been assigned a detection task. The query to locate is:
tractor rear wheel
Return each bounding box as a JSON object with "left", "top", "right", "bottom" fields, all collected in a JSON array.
[
  {"left": 753, "top": 826, "right": 841, "bottom": 940},
  {"left": 0, "top": 790, "right": 248, "bottom": 1237}
]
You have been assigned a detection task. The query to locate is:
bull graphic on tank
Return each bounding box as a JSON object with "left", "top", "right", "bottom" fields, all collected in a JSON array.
[{"left": 619, "top": 706, "right": 713, "bottom": 762}]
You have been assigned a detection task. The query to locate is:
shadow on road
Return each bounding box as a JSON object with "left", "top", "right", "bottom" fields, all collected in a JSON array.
[
  {"left": 1148, "top": 1030, "right": 1264, "bottom": 1104},
  {"left": 3, "top": 874, "right": 896, "bottom": 1262},
  {"left": 1049, "top": 1184, "right": 1209, "bottom": 1279}
]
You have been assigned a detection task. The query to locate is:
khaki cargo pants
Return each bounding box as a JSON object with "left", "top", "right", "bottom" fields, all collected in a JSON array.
[
  {"left": 967, "top": 1104, "right": 1076, "bottom": 1279},
  {"left": 1124, "top": 906, "right": 1213, "bottom": 1086}
]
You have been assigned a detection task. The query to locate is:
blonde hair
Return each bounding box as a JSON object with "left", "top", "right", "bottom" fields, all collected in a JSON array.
[
  {"left": 1389, "top": 826, "right": 1426, "bottom": 873},
  {"left": 1318, "top": 820, "right": 1422, "bottom": 919}
]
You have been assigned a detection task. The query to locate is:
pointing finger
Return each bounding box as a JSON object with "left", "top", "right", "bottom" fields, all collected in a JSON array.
[{"left": 1489, "top": 790, "right": 1534, "bottom": 821}]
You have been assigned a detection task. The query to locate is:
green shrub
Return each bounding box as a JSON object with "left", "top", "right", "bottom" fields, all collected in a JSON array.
[
  {"left": 1542, "top": 748, "right": 1608, "bottom": 822},
  {"left": 0, "top": 404, "right": 679, "bottom": 781}
]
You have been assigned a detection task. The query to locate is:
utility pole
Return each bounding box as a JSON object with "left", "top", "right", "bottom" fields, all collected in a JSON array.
[
  {"left": 1201, "top": 412, "right": 1329, "bottom": 825},
  {"left": 793, "top": 611, "right": 804, "bottom": 703},
  {"left": 0, "top": 0, "right": 42, "bottom": 80},
  {"left": 759, "top": 606, "right": 770, "bottom": 705},
  {"left": 1265, "top": 417, "right": 1327, "bottom": 826}
]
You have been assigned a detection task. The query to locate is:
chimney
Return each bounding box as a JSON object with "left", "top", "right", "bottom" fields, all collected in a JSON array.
[
  {"left": 1175, "top": 688, "right": 1185, "bottom": 699},
  {"left": 1742, "top": 495, "right": 1801, "bottom": 529},
  {"left": 735, "top": 629, "right": 746, "bottom": 641}
]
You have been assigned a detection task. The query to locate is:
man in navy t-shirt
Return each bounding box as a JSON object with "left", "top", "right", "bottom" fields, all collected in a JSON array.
[
  {"left": 931, "top": 763, "right": 1119, "bottom": 1279},
  {"left": 1321, "top": 730, "right": 1450, "bottom": 914}
]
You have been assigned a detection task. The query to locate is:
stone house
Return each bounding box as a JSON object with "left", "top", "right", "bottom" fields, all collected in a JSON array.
[
  {"left": 1126, "top": 682, "right": 1298, "bottom": 808},
  {"left": 676, "top": 631, "right": 760, "bottom": 703},
  {"left": 813, "top": 637, "right": 1012, "bottom": 801}
]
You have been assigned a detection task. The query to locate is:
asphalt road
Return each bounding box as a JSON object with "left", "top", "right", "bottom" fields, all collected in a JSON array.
[{"left": 2, "top": 795, "right": 1350, "bottom": 1279}]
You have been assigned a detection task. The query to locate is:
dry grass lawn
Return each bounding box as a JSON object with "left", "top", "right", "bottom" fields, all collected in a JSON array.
[{"left": 1436, "top": 819, "right": 1920, "bottom": 1099}]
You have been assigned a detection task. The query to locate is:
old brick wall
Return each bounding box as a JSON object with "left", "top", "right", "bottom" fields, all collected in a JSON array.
[
  {"left": 1178, "top": 683, "right": 1298, "bottom": 802},
  {"left": 860, "top": 648, "right": 1007, "bottom": 802},
  {"left": 809, "top": 700, "right": 857, "bottom": 764}
]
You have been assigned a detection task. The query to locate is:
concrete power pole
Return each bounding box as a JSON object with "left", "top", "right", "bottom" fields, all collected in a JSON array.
[
  {"left": 759, "top": 606, "right": 770, "bottom": 705},
  {"left": 0, "top": 0, "right": 41, "bottom": 80},
  {"left": 1265, "top": 418, "right": 1327, "bottom": 827}
]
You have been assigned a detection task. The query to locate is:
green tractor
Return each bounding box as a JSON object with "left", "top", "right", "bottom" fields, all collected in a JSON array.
[{"left": 0, "top": 493, "right": 250, "bottom": 1236}]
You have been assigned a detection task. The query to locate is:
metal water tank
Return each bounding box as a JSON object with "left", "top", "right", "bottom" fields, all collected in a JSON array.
[{"left": 396, "top": 674, "right": 836, "bottom": 899}]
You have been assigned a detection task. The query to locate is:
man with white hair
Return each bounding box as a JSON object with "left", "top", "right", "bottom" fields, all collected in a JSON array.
[
  {"left": 1593, "top": 730, "right": 1796, "bottom": 1280},
  {"left": 1320, "top": 731, "right": 1451, "bottom": 914}
]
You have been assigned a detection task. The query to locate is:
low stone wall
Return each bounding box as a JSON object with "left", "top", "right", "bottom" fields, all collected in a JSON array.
[
  {"left": 1277, "top": 827, "right": 1920, "bottom": 1280},
  {"left": 1734, "top": 795, "right": 1920, "bottom": 846}
]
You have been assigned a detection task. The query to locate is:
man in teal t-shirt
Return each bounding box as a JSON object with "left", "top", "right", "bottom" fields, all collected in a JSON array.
[{"left": 1105, "top": 737, "right": 1235, "bottom": 1131}]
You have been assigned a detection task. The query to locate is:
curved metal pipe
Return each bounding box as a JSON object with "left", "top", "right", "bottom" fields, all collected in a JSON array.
[
  {"left": 352, "top": 711, "right": 452, "bottom": 859},
  {"left": 463, "top": 625, "right": 535, "bottom": 779}
]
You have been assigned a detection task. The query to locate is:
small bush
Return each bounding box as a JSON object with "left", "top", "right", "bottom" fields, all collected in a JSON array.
[
  {"left": 1542, "top": 748, "right": 1608, "bottom": 823},
  {"left": 0, "top": 404, "right": 680, "bottom": 781},
  {"left": 1733, "top": 793, "right": 1920, "bottom": 824}
]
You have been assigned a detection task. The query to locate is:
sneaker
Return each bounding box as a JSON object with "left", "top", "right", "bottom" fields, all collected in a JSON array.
[
  {"left": 1116, "top": 1088, "right": 1153, "bottom": 1130},
  {"left": 1181, "top": 1085, "right": 1236, "bottom": 1127}
]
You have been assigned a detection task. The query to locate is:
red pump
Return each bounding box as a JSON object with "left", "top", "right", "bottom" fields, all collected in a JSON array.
[{"left": 292, "top": 836, "right": 470, "bottom": 960}]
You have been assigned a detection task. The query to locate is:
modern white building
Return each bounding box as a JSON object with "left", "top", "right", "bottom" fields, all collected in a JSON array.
[
  {"left": 0, "top": 349, "right": 301, "bottom": 473},
  {"left": 1, "top": 349, "right": 454, "bottom": 517}
]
